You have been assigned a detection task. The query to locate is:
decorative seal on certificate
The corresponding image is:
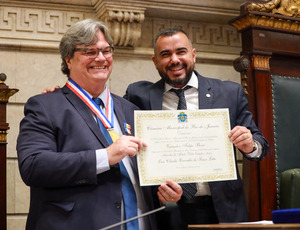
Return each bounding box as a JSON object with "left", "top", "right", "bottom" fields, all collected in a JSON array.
[{"left": 178, "top": 112, "right": 188, "bottom": 123}]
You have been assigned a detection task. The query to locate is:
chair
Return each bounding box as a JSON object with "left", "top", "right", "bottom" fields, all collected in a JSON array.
[
  {"left": 272, "top": 75, "right": 300, "bottom": 209},
  {"left": 230, "top": 1, "right": 300, "bottom": 220},
  {"left": 280, "top": 168, "right": 300, "bottom": 209}
]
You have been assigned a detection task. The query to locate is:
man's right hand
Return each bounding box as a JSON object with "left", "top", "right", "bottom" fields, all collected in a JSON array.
[
  {"left": 41, "top": 85, "right": 60, "bottom": 94},
  {"left": 158, "top": 179, "right": 183, "bottom": 204},
  {"left": 106, "top": 135, "right": 147, "bottom": 165}
]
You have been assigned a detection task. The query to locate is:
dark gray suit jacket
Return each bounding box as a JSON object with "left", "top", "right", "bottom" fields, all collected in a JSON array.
[
  {"left": 17, "top": 85, "right": 157, "bottom": 230},
  {"left": 124, "top": 71, "right": 268, "bottom": 223}
]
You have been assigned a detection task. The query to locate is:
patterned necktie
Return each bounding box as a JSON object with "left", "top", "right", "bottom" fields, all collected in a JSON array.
[
  {"left": 170, "top": 87, "right": 197, "bottom": 200},
  {"left": 170, "top": 87, "right": 188, "bottom": 110},
  {"left": 93, "top": 98, "right": 139, "bottom": 229}
]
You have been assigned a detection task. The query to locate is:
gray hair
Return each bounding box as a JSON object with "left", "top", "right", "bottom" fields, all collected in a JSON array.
[{"left": 59, "top": 18, "right": 114, "bottom": 77}]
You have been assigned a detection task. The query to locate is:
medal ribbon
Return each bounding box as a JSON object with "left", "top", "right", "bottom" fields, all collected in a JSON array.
[{"left": 66, "top": 78, "right": 114, "bottom": 129}]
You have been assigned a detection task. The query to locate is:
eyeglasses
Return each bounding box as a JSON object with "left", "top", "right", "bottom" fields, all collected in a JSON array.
[{"left": 73, "top": 46, "right": 114, "bottom": 59}]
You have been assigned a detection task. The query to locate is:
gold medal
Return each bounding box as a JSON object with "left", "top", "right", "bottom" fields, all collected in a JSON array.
[{"left": 108, "top": 129, "right": 120, "bottom": 142}]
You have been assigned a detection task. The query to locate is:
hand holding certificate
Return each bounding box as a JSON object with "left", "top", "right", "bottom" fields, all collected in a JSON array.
[{"left": 135, "top": 108, "right": 237, "bottom": 186}]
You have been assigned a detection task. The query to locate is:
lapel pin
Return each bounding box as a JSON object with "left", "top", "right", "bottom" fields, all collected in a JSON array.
[
  {"left": 206, "top": 94, "right": 211, "bottom": 98},
  {"left": 124, "top": 122, "right": 132, "bottom": 136}
]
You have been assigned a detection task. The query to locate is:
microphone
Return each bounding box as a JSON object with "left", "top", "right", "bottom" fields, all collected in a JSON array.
[{"left": 99, "top": 202, "right": 177, "bottom": 230}]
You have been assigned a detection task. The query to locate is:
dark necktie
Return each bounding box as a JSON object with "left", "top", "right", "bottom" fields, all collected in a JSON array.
[
  {"left": 170, "top": 87, "right": 197, "bottom": 200},
  {"left": 170, "top": 87, "right": 188, "bottom": 110},
  {"left": 93, "top": 98, "right": 139, "bottom": 229}
]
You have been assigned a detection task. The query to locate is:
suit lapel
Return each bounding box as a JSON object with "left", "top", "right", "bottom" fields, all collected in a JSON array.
[
  {"left": 196, "top": 72, "right": 213, "bottom": 109},
  {"left": 112, "top": 95, "right": 126, "bottom": 135},
  {"left": 149, "top": 79, "right": 165, "bottom": 110},
  {"left": 62, "top": 85, "right": 110, "bottom": 147},
  {"left": 113, "top": 95, "right": 138, "bottom": 170},
  {"left": 149, "top": 73, "right": 213, "bottom": 110}
]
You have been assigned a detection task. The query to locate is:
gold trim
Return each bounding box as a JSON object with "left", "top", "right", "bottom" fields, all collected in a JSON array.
[
  {"left": 135, "top": 109, "right": 236, "bottom": 186},
  {"left": 231, "top": 13, "right": 300, "bottom": 32},
  {"left": 247, "top": 0, "right": 300, "bottom": 18},
  {"left": 252, "top": 55, "right": 271, "bottom": 71},
  {"left": 0, "top": 130, "right": 7, "bottom": 143},
  {"left": 241, "top": 73, "right": 249, "bottom": 95},
  {"left": 0, "top": 88, "right": 19, "bottom": 102}
]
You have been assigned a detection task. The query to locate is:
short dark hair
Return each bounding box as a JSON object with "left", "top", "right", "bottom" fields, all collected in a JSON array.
[{"left": 153, "top": 28, "right": 192, "bottom": 52}]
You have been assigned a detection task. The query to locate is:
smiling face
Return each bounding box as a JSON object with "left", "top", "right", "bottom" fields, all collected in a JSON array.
[
  {"left": 152, "top": 32, "right": 196, "bottom": 88},
  {"left": 65, "top": 30, "right": 113, "bottom": 97}
]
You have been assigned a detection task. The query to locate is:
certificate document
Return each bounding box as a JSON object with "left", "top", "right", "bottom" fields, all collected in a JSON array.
[{"left": 134, "top": 108, "right": 237, "bottom": 186}]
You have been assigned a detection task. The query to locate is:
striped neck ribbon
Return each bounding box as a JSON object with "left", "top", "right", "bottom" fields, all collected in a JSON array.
[{"left": 66, "top": 78, "right": 114, "bottom": 129}]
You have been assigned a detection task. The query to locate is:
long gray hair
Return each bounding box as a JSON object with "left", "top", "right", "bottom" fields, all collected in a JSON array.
[{"left": 59, "top": 19, "right": 114, "bottom": 77}]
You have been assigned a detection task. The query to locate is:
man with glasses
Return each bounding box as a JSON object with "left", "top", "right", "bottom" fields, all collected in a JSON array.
[{"left": 17, "top": 19, "right": 158, "bottom": 230}]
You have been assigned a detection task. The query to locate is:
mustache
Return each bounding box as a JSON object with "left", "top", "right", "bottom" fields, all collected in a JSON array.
[{"left": 166, "top": 63, "right": 186, "bottom": 70}]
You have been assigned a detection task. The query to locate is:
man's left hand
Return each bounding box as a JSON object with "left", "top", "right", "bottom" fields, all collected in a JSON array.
[{"left": 228, "top": 125, "right": 255, "bottom": 153}]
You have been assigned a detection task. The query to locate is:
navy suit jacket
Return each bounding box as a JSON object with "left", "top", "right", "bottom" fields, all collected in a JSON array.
[
  {"left": 124, "top": 71, "right": 268, "bottom": 223},
  {"left": 17, "top": 85, "right": 157, "bottom": 230}
]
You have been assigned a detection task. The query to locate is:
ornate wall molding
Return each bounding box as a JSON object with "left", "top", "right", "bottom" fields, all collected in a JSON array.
[
  {"left": 94, "top": 0, "right": 146, "bottom": 47},
  {"left": 0, "top": 0, "right": 243, "bottom": 58},
  {"left": 152, "top": 19, "right": 241, "bottom": 52},
  {"left": 189, "top": 23, "right": 241, "bottom": 48},
  {"left": 0, "top": 7, "right": 83, "bottom": 35},
  {"left": 0, "top": 5, "right": 94, "bottom": 51}
]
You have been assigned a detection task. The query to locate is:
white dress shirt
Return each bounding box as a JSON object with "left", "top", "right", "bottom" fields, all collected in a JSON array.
[
  {"left": 85, "top": 86, "right": 149, "bottom": 230},
  {"left": 163, "top": 72, "right": 261, "bottom": 196}
]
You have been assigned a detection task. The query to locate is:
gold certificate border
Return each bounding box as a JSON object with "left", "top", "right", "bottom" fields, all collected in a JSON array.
[{"left": 135, "top": 109, "right": 237, "bottom": 186}]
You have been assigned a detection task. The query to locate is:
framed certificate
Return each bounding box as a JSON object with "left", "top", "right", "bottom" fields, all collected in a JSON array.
[{"left": 135, "top": 109, "right": 237, "bottom": 186}]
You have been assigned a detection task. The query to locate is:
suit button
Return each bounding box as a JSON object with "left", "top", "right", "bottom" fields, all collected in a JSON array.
[{"left": 115, "top": 201, "right": 121, "bottom": 209}]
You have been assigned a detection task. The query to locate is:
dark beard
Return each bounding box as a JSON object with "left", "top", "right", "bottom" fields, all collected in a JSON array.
[{"left": 158, "top": 64, "right": 194, "bottom": 87}]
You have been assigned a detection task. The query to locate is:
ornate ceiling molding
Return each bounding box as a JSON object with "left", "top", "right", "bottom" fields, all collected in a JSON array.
[{"left": 0, "top": 0, "right": 243, "bottom": 59}]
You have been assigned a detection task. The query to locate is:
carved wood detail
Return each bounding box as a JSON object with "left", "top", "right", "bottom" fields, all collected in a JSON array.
[
  {"left": 252, "top": 55, "right": 271, "bottom": 71},
  {"left": 231, "top": 11, "right": 300, "bottom": 33},
  {"left": 247, "top": 0, "right": 300, "bottom": 18},
  {"left": 0, "top": 73, "right": 18, "bottom": 230}
]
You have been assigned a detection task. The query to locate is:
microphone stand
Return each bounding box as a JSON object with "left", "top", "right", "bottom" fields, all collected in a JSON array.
[{"left": 99, "top": 202, "right": 176, "bottom": 230}]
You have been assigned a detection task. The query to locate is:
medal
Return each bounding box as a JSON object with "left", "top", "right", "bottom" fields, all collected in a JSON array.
[
  {"left": 66, "top": 78, "right": 119, "bottom": 142},
  {"left": 108, "top": 129, "right": 120, "bottom": 142}
]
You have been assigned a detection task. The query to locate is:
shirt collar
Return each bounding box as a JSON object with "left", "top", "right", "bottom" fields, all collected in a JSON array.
[
  {"left": 164, "top": 71, "right": 198, "bottom": 93},
  {"left": 98, "top": 85, "right": 108, "bottom": 108},
  {"left": 83, "top": 85, "right": 108, "bottom": 109}
]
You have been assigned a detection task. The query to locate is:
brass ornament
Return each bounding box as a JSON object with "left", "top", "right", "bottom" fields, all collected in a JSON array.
[
  {"left": 231, "top": 12, "right": 300, "bottom": 32},
  {"left": 0, "top": 131, "right": 7, "bottom": 143},
  {"left": 247, "top": 0, "right": 300, "bottom": 18},
  {"left": 252, "top": 55, "right": 271, "bottom": 71}
]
